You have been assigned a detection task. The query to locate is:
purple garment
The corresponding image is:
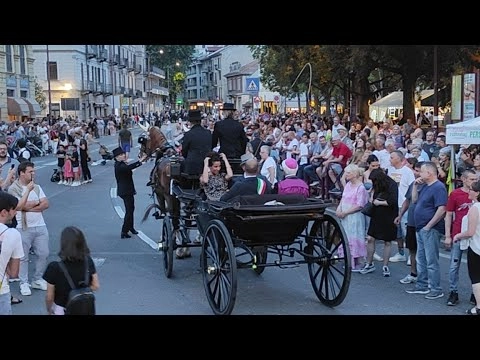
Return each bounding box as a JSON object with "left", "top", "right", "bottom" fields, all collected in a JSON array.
[{"left": 277, "top": 176, "right": 309, "bottom": 197}]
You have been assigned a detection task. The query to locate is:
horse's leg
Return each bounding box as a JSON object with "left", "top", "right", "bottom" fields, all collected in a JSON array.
[{"left": 154, "top": 188, "right": 167, "bottom": 215}]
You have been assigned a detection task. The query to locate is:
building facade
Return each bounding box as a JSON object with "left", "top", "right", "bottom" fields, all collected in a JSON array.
[
  {"left": 0, "top": 45, "right": 42, "bottom": 123},
  {"left": 31, "top": 45, "right": 169, "bottom": 121}
]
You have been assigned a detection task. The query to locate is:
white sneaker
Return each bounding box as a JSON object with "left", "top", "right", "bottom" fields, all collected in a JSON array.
[
  {"left": 389, "top": 252, "right": 407, "bottom": 262},
  {"left": 31, "top": 279, "right": 48, "bottom": 291},
  {"left": 20, "top": 283, "right": 32, "bottom": 296},
  {"left": 309, "top": 181, "right": 320, "bottom": 187},
  {"left": 373, "top": 252, "right": 383, "bottom": 262},
  {"left": 58, "top": 180, "right": 65, "bottom": 185},
  {"left": 399, "top": 274, "right": 417, "bottom": 284},
  {"left": 71, "top": 181, "right": 80, "bottom": 187},
  {"left": 9, "top": 277, "right": 20, "bottom": 283}
]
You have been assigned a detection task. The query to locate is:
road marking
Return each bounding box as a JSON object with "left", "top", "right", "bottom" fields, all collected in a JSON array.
[
  {"left": 111, "top": 187, "right": 117, "bottom": 198},
  {"left": 138, "top": 231, "right": 159, "bottom": 250},
  {"left": 114, "top": 205, "right": 124, "bottom": 218},
  {"left": 92, "top": 257, "right": 106, "bottom": 267}
]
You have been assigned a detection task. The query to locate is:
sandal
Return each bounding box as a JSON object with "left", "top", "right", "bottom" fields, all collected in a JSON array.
[
  {"left": 11, "top": 296, "right": 23, "bottom": 305},
  {"left": 466, "top": 307, "right": 480, "bottom": 315}
]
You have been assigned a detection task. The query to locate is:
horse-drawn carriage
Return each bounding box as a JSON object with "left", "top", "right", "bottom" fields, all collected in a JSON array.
[{"left": 138, "top": 123, "right": 351, "bottom": 315}]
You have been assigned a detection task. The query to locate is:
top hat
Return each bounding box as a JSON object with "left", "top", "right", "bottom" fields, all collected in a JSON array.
[
  {"left": 112, "top": 147, "right": 126, "bottom": 157},
  {"left": 188, "top": 110, "right": 202, "bottom": 122},
  {"left": 222, "top": 103, "right": 236, "bottom": 111}
]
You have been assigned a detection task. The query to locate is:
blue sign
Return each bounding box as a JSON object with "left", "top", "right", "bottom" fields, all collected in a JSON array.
[{"left": 246, "top": 77, "right": 260, "bottom": 93}]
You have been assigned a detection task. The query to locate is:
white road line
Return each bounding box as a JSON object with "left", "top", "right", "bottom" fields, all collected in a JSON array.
[
  {"left": 138, "top": 231, "right": 159, "bottom": 250},
  {"left": 110, "top": 187, "right": 117, "bottom": 198},
  {"left": 114, "top": 205, "right": 124, "bottom": 218}
]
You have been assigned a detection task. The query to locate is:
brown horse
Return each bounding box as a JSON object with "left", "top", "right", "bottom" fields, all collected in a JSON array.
[{"left": 138, "top": 122, "right": 181, "bottom": 224}]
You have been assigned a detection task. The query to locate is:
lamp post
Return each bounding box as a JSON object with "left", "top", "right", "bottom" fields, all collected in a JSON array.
[{"left": 46, "top": 45, "right": 52, "bottom": 117}]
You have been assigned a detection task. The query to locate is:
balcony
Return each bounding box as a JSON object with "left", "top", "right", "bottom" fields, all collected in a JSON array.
[
  {"left": 117, "top": 55, "right": 125, "bottom": 68},
  {"left": 87, "top": 45, "right": 98, "bottom": 59},
  {"left": 127, "top": 60, "right": 135, "bottom": 72},
  {"left": 98, "top": 49, "right": 108, "bottom": 62},
  {"left": 93, "top": 84, "right": 105, "bottom": 96},
  {"left": 104, "top": 84, "right": 113, "bottom": 95},
  {"left": 82, "top": 81, "right": 95, "bottom": 94},
  {"left": 118, "top": 57, "right": 127, "bottom": 69},
  {"left": 134, "top": 64, "right": 142, "bottom": 74},
  {"left": 110, "top": 54, "right": 118, "bottom": 66}
]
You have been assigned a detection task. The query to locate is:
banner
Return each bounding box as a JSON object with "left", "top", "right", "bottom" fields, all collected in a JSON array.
[{"left": 463, "top": 73, "right": 476, "bottom": 120}]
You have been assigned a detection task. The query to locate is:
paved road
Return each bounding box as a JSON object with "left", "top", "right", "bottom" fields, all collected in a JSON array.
[{"left": 9, "top": 127, "right": 475, "bottom": 315}]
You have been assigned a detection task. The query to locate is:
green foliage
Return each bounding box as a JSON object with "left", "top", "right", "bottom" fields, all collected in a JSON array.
[{"left": 34, "top": 77, "right": 47, "bottom": 111}]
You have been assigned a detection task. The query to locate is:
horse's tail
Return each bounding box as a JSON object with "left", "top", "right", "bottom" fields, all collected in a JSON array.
[{"left": 141, "top": 203, "right": 163, "bottom": 223}]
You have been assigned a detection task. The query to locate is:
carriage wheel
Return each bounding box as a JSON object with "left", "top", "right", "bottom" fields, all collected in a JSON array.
[
  {"left": 252, "top": 246, "right": 268, "bottom": 275},
  {"left": 306, "top": 213, "right": 351, "bottom": 307},
  {"left": 161, "top": 215, "right": 174, "bottom": 278},
  {"left": 201, "top": 219, "right": 237, "bottom": 315}
]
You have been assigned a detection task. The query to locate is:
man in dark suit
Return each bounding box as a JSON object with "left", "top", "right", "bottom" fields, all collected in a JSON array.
[
  {"left": 181, "top": 110, "right": 212, "bottom": 175},
  {"left": 113, "top": 147, "right": 148, "bottom": 238},
  {"left": 220, "top": 158, "right": 271, "bottom": 202},
  {"left": 212, "top": 103, "right": 248, "bottom": 159}
]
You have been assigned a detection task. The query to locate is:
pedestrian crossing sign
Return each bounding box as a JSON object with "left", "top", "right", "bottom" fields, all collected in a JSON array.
[{"left": 246, "top": 77, "right": 260, "bottom": 93}]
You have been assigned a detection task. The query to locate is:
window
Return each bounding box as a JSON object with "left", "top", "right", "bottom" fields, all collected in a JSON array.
[
  {"left": 19, "top": 45, "right": 26, "bottom": 74},
  {"left": 6, "top": 45, "right": 13, "bottom": 72},
  {"left": 7, "top": 89, "right": 14, "bottom": 97},
  {"left": 47, "top": 61, "right": 58, "bottom": 80},
  {"left": 20, "top": 90, "right": 27, "bottom": 98}
]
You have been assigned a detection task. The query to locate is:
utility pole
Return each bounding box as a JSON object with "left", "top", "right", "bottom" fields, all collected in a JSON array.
[
  {"left": 46, "top": 45, "right": 52, "bottom": 117},
  {"left": 433, "top": 45, "right": 439, "bottom": 122}
]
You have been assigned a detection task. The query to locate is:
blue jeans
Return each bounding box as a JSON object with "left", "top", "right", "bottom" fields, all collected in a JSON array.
[
  {"left": 18, "top": 225, "right": 50, "bottom": 284},
  {"left": 448, "top": 240, "right": 464, "bottom": 292},
  {"left": 416, "top": 228, "right": 443, "bottom": 293},
  {"left": 303, "top": 163, "right": 321, "bottom": 183}
]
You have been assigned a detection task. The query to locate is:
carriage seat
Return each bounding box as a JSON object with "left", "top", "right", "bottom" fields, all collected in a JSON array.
[{"left": 171, "top": 184, "right": 202, "bottom": 201}]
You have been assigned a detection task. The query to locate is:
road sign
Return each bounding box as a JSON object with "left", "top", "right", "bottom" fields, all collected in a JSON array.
[
  {"left": 246, "top": 77, "right": 260, "bottom": 93},
  {"left": 274, "top": 95, "right": 280, "bottom": 101}
]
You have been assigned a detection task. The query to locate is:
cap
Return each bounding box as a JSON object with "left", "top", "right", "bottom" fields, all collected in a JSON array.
[{"left": 240, "top": 152, "right": 254, "bottom": 165}]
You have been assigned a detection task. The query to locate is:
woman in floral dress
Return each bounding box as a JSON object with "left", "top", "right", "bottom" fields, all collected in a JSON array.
[
  {"left": 199, "top": 152, "right": 233, "bottom": 201},
  {"left": 335, "top": 164, "right": 369, "bottom": 271}
]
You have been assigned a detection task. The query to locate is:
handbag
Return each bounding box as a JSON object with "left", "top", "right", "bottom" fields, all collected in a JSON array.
[
  {"left": 361, "top": 201, "right": 374, "bottom": 217},
  {"left": 460, "top": 215, "right": 471, "bottom": 251}
]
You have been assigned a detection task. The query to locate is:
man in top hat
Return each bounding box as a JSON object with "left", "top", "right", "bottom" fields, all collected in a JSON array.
[
  {"left": 181, "top": 110, "right": 212, "bottom": 176},
  {"left": 113, "top": 147, "right": 148, "bottom": 239},
  {"left": 212, "top": 103, "right": 249, "bottom": 159}
]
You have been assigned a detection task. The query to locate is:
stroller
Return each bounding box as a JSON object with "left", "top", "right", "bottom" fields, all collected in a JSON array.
[{"left": 98, "top": 144, "right": 113, "bottom": 165}]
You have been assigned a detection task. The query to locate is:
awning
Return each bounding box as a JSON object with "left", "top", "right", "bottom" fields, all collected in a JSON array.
[
  {"left": 93, "top": 102, "right": 108, "bottom": 107},
  {"left": 22, "top": 98, "right": 42, "bottom": 117},
  {"left": 7, "top": 97, "right": 30, "bottom": 117},
  {"left": 370, "top": 90, "right": 435, "bottom": 108},
  {"left": 420, "top": 87, "right": 449, "bottom": 107}
]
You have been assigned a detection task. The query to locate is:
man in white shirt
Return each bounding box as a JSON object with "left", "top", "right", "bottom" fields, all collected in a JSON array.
[
  {"left": 8, "top": 161, "right": 50, "bottom": 297},
  {"left": 0, "top": 192, "right": 27, "bottom": 314},
  {"left": 372, "top": 135, "right": 391, "bottom": 170},
  {"left": 386, "top": 150, "right": 415, "bottom": 263}
]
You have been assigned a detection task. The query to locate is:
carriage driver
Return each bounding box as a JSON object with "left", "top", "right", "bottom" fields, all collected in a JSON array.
[{"left": 181, "top": 110, "right": 212, "bottom": 176}]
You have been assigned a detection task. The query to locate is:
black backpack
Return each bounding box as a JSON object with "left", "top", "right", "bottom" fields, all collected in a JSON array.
[
  {"left": 58, "top": 258, "right": 96, "bottom": 315},
  {"left": 17, "top": 149, "right": 28, "bottom": 163}
]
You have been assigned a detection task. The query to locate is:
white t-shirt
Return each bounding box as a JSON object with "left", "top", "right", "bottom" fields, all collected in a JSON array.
[
  {"left": 260, "top": 156, "right": 277, "bottom": 185},
  {"left": 298, "top": 142, "right": 309, "bottom": 166},
  {"left": 0, "top": 224, "right": 24, "bottom": 295},
  {"left": 286, "top": 138, "right": 299, "bottom": 159},
  {"left": 373, "top": 149, "right": 391, "bottom": 170},
  {"left": 15, "top": 185, "right": 47, "bottom": 228},
  {"left": 385, "top": 165, "right": 415, "bottom": 208}
]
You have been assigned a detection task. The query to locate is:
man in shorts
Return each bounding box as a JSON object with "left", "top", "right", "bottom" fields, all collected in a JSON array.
[
  {"left": 321, "top": 134, "right": 352, "bottom": 194},
  {"left": 118, "top": 124, "right": 133, "bottom": 161}
]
